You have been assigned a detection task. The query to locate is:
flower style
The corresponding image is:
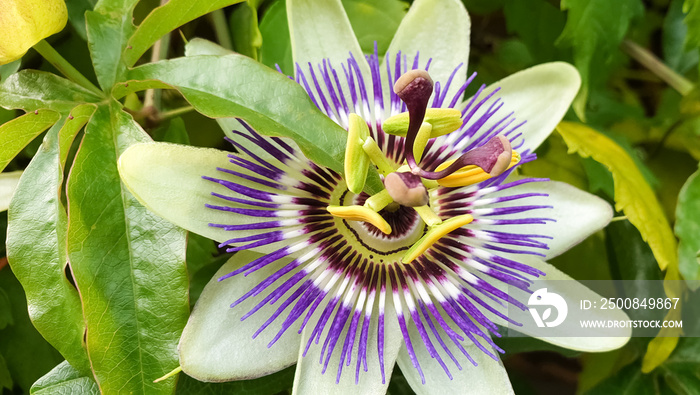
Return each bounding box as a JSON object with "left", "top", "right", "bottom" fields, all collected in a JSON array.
[
  {"left": 0, "top": 0, "right": 67, "bottom": 65},
  {"left": 118, "top": 0, "right": 631, "bottom": 393}
]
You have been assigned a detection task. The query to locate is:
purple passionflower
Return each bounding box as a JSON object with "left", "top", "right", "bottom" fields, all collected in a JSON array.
[{"left": 119, "top": 0, "right": 630, "bottom": 393}]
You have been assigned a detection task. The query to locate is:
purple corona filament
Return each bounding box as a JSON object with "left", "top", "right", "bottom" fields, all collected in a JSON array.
[{"left": 204, "top": 47, "right": 552, "bottom": 385}]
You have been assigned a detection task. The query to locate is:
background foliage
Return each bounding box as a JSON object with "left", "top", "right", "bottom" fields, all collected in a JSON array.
[{"left": 0, "top": 0, "right": 699, "bottom": 393}]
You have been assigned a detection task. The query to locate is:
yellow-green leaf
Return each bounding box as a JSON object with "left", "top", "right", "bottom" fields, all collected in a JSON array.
[
  {"left": 642, "top": 265, "right": 684, "bottom": 372},
  {"left": 556, "top": 121, "right": 678, "bottom": 271},
  {"left": 0, "top": 109, "right": 60, "bottom": 172}
]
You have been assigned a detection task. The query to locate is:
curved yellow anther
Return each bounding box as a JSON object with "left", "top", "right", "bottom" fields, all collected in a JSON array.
[
  {"left": 402, "top": 214, "right": 473, "bottom": 263},
  {"left": 328, "top": 205, "right": 392, "bottom": 235},
  {"left": 436, "top": 151, "right": 520, "bottom": 188},
  {"left": 345, "top": 113, "right": 371, "bottom": 194}
]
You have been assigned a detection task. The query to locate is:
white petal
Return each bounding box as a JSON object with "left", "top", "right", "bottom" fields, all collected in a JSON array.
[
  {"left": 118, "top": 143, "right": 263, "bottom": 244},
  {"left": 292, "top": 299, "right": 403, "bottom": 394},
  {"left": 0, "top": 171, "right": 22, "bottom": 211},
  {"left": 385, "top": 0, "right": 470, "bottom": 104},
  {"left": 467, "top": 62, "right": 580, "bottom": 153},
  {"left": 397, "top": 326, "right": 514, "bottom": 395},
  {"left": 489, "top": 255, "right": 632, "bottom": 352},
  {"left": 482, "top": 179, "right": 612, "bottom": 259},
  {"left": 287, "top": 0, "right": 371, "bottom": 114},
  {"left": 179, "top": 252, "right": 301, "bottom": 381}
]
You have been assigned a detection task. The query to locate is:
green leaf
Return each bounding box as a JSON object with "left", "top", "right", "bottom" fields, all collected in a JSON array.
[
  {"left": 0, "top": 60, "right": 21, "bottom": 81},
  {"left": 30, "top": 361, "right": 99, "bottom": 395},
  {"left": 175, "top": 366, "right": 295, "bottom": 395},
  {"left": 0, "top": 268, "right": 63, "bottom": 393},
  {"left": 152, "top": 117, "right": 190, "bottom": 144},
  {"left": 0, "top": 71, "right": 102, "bottom": 112},
  {"left": 66, "top": 102, "right": 189, "bottom": 394},
  {"left": 503, "top": 0, "right": 567, "bottom": 63},
  {"left": 123, "top": 0, "right": 244, "bottom": 67},
  {"left": 259, "top": 0, "right": 293, "bottom": 75},
  {"left": 585, "top": 361, "right": 658, "bottom": 395},
  {"left": 0, "top": 109, "right": 60, "bottom": 172},
  {"left": 123, "top": 53, "right": 384, "bottom": 192},
  {"left": 6, "top": 105, "right": 96, "bottom": 377},
  {"left": 65, "top": 0, "right": 98, "bottom": 40},
  {"left": 229, "top": 1, "right": 263, "bottom": 59},
  {"left": 675, "top": 167, "right": 700, "bottom": 284},
  {"left": 683, "top": 0, "right": 700, "bottom": 50},
  {"left": 557, "top": 0, "right": 643, "bottom": 119},
  {"left": 664, "top": 0, "right": 699, "bottom": 73},
  {"left": 557, "top": 121, "right": 678, "bottom": 272},
  {"left": 86, "top": 0, "right": 139, "bottom": 90},
  {"left": 0, "top": 287, "right": 12, "bottom": 329},
  {"left": 0, "top": 354, "right": 11, "bottom": 391},
  {"left": 659, "top": 337, "right": 700, "bottom": 394},
  {"left": 341, "top": 0, "right": 408, "bottom": 56}
]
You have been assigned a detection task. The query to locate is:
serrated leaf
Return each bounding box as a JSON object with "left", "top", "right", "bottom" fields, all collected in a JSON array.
[
  {"left": 66, "top": 102, "right": 189, "bottom": 394},
  {"left": 643, "top": 260, "right": 685, "bottom": 373},
  {"left": 6, "top": 104, "right": 95, "bottom": 376},
  {"left": 30, "top": 361, "right": 99, "bottom": 395},
  {"left": 0, "top": 70, "right": 102, "bottom": 112},
  {"left": 557, "top": 121, "right": 678, "bottom": 272},
  {"left": 123, "top": 0, "right": 243, "bottom": 67},
  {"left": 121, "top": 53, "right": 381, "bottom": 193},
  {"left": 675, "top": 167, "right": 700, "bottom": 284},
  {"left": 86, "top": 0, "right": 139, "bottom": 90},
  {"left": 557, "top": 0, "right": 643, "bottom": 118},
  {"left": 0, "top": 109, "right": 60, "bottom": 172}
]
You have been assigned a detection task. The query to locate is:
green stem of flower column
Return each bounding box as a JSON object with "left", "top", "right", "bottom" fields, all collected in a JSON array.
[
  {"left": 621, "top": 40, "right": 694, "bottom": 96},
  {"left": 33, "top": 40, "right": 103, "bottom": 96}
]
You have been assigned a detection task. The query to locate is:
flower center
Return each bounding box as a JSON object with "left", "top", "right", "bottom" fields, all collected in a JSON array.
[{"left": 327, "top": 70, "right": 522, "bottom": 263}]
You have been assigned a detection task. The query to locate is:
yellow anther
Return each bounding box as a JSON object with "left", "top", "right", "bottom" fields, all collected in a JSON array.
[
  {"left": 328, "top": 205, "right": 392, "bottom": 235},
  {"left": 382, "top": 108, "right": 462, "bottom": 137},
  {"left": 402, "top": 214, "right": 474, "bottom": 263},
  {"left": 436, "top": 151, "right": 520, "bottom": 188},
  {"left": 345, "top": 113, "right": 371, "bottom": 194}
]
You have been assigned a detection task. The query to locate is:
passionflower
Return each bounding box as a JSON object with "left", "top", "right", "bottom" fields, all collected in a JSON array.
[
  {"left": 0, "top": 0, "right": 67, "bottom": 65},
  {"left": 118, "top": 0, "right": 631, "bottom": 393}
]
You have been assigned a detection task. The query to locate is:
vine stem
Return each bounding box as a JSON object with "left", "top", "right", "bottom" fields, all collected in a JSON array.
[
  {"left": 159, "top": 106, "right": 194, "bottom": 120},
  {"left": 33, "top": 40, "right": 103, "bottom": 96},
  {"left": 621, "top": 39, "right": 694, "bottom": 96},
  {"left": 144, "top": 0, "right": 171, "bottom": 110}
]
